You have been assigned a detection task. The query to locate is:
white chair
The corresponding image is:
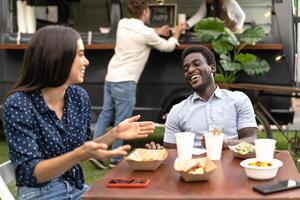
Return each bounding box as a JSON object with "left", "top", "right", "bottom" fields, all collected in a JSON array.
[{"left": 0, "top": 160, "right": 15, "bottom": 200}]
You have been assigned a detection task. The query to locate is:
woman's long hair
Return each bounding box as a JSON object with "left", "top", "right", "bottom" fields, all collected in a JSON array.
[
  {"left": 207, "top": 0, "right": 221, "bottom": 18},
  {"left": 7, "top": 25, "right": 80, "bottom": 96}
]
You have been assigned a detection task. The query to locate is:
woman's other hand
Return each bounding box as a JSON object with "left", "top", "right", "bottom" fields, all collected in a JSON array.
[
  {"left": 80, "top": 141, "right": 131, "bottom": 160},
  {"left": 114, "top": 115, "right": 155, "bottom": 140}
]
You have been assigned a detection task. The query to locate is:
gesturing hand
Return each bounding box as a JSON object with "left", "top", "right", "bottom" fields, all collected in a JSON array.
[
  {"left": 114, "top": 115, "right": 155, "bottom": 140},
  {"left": 155, "top": 25, "right": 170, "bottom": 37},
  {"left": 81, "top": 141, "right": 131, "bottom": 160}
]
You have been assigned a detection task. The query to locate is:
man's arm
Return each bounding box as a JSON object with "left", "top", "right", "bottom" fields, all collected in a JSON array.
[
  {"left": 163, "top": 142, "right": 177, "bottom": 149},
  {"left": 223, "top": 91, "right": 258, "bottom": 149},
  {"left": 223, "top": 127, "right": 257, "bottom": 148}
]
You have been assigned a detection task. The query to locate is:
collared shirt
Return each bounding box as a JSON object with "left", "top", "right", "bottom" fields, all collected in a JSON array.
[
  {"left": 164, "top": 87, "right": 257, "bottom": 148},
  {"left": 3, "top": 85, "right": 91, "bottom": 189},
  {"left": 105, "top": 18, "right": 179, "bottom": 83}
]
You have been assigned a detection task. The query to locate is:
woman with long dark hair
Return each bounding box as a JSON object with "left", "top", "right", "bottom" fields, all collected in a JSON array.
[{"left": 3, "top": 25, "right": 154, "bottom": 199}]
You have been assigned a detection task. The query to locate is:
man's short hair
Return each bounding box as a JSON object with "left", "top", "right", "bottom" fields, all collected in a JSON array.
[
  {"left": 127, "top": 0, "right": 148, "bottom": 18},
  {"left": 182, "top": 45, "right": 216, "bottom": 67}
]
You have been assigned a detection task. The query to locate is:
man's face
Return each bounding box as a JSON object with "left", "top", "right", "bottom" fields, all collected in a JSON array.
[{"left": 183, "top": 52, "right": 215, "bottom": 93}]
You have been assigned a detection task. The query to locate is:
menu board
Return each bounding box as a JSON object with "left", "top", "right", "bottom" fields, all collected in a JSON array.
[{"left": 148, "top": 4, "right": 177, "bottom": 28}]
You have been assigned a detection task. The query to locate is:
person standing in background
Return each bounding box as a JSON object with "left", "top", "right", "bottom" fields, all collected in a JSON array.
[
  {"left": 92, "top": 0, "right": 185, "bottom": 168},
  {"left": 186, "top": 0, "right": 246, "bottom": 33}
]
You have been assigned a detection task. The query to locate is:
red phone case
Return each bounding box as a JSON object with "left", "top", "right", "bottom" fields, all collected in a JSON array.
[{"left": 107, "top": 178, "right": 150, "bottom": 188}]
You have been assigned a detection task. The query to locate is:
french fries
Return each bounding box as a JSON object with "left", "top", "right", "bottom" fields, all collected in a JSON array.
[{"left": 212, "top": 128, "right": 222, "bottom": 136}]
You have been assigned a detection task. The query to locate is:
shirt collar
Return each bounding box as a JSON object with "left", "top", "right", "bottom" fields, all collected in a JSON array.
[
  {"left": 31, "top": 87, "right": 70, "bottom": 114},
  {"left": 32, "top": 90, "right": 49, "bottom": 114},
  {"left": 191, "top": 86, "right": 223, "bottom": 102}
]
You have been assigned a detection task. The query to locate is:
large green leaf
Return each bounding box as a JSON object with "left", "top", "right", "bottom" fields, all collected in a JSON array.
[
  {"left": 224, "top": 28, "right": 239, "bottom": 46},
  {"left": 194, "top": 17, "right": 225, "bottom": 42},
  {"left": 235, "top": 53, "right": 257, "bottom": 64},
  {"left": 195, "top": 30, "right": 219, "bottom": 42},
  {"left": 220, "top": 54, "right": 231, "bottom": 62},
  {"left": 243, "top": 60, "right": 270, "bottom": 76},
  {"left": 194, "top": 17, "right": 225, "bottom": 32},
  {"left": 238, "top": 26, "right": 265, "bottom": 45},
  {"left": 212, "top": 36, "right": 234, "bottom": 55},
  {"left": 220, "top": 58, "right": 242, "bottom": 72}
]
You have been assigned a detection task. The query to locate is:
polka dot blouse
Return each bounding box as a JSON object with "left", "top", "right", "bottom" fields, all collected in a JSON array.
[{"left": 3, "top": 85, "right": 91, "bottom": 189}]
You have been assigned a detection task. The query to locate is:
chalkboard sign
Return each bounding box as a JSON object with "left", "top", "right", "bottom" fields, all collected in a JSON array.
[{"left": 148, "top": 4, "right": 177, "bottom": 28}]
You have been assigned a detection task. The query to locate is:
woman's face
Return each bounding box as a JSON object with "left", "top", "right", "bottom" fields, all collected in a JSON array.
[{"left": 67, "top": 39, "right": 89, "bottom": 84}]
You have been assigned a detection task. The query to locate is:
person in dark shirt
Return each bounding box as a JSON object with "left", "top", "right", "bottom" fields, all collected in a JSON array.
[
  {"left": 3, "top": 25, "right": 155, "bottom": 200},
  {"left": 186, "top": 0, "right": 246, "bottom": 33}
]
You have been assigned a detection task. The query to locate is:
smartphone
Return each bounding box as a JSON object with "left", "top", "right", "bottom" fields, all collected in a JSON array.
[
  {"left": 107, "top": 178, "right": 150, "bottom": 188},
  {"left": 253, "top": 179, "right": 300, "bottom": 194}
]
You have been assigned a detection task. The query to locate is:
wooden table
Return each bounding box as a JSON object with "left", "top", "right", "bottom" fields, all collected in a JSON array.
[{"left": 82, "top": 150, "right": 300, "bottom": 200}]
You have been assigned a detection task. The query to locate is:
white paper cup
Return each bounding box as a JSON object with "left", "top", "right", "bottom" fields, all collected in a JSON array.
[
  {"left": 178, "top": 13, "right": 186, "bottom": 33},
  {"left": 204, "top": 132, "right": 224, "bottom": 160},
  {"left": 178, "top": 13, "right": 186, "bottom": 24},
  {"left": 254, "top": 139, "right": 276, "bottom": 162},
  {"left": 175, "top": 132, "right": 195, "bottom": 159}
]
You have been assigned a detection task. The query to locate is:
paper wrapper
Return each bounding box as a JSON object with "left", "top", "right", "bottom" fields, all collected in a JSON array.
[
  {"left": 228, "top": 143, "right": 256, "bottom": 159},
  {"left": 174, "top": 157, "right": 217, "bottom": 182},
  {"left": 126, "top": 148, "right": 168, "bottom": 171}
]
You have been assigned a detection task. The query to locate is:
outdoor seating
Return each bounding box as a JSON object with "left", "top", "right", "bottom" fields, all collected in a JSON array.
[{"left": 0, "top": 160, "right": 15, "bottom": 200}]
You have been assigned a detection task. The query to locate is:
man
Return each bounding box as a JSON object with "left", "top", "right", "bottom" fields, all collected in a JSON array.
[
  {"left": 147, "top": 45, "right": 257, "bottom": 149},
  {"left": 92, "top": 0, "right": 186, "bottom": 168}
]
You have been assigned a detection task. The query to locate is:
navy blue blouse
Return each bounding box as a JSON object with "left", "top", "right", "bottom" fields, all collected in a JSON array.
[{"left": 3, "top": 85, "right": 91, "bottom": 189}]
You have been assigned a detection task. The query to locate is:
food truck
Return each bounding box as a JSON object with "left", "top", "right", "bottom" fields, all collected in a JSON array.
[{"left": 0, "top": 0, "right": 299, "bottom": 133}]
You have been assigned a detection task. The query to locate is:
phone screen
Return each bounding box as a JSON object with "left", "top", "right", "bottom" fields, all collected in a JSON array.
[
  {"left": 253, "top": 179, "right": 300, "bottom": 194},
  {"left": 109, "top": 179, "right": 147, "bottom": 184},
  {"left": 107, "top": 178, "right": 150, "bottom": 188}
]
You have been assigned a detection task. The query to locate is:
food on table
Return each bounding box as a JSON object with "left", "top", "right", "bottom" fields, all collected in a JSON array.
[
  {"left": 142, "top": 158, "right": 155, "bottom": 161},
  {"left": 234, "top": 143, "right": 255, "bottom": 155},
  {"left": 248, "top": 161, "right": 272, "bottom": 167},
  {"left": 212, "top": 128, "right": 222, "bottom": 136},
  {"left": 186, "top": 163, "right": 205, "bottom": 174}
]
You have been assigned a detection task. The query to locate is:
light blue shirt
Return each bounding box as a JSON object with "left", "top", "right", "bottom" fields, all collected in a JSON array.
[{"left": 164, "top": 87, "right": 257, "bottom": 148}]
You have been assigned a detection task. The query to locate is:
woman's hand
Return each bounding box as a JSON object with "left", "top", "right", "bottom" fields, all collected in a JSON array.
[
  {"left": 113, "top": 115, "right": 155, "bottom": 140},
  {"left": 79, "top": 141, "right": 131, "bottom": 161},
  {"left": 155, "top": 25, "right": 170, "bottom": 37}
]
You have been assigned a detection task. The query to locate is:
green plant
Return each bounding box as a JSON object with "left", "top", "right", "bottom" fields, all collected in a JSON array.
[{"left": 194, "top": 17, "right": 270, "bottom": 83}]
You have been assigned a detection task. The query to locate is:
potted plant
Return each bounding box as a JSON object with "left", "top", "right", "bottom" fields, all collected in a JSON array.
[{"left": 194, "top": 17, "right": 270, "bottom": 83}]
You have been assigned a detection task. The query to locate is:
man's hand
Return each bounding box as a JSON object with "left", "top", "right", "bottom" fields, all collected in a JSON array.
[
  {"left": 114, "top": 115, "right": 155, "bottom": 140},
  {"left": 155, "top": 25, "right": 170, "bottom": 37},
  {"left": 145, "top": 141, "right": 164, "bottom": 149}
]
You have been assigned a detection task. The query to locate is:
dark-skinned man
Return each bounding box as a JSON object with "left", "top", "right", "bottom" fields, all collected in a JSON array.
[{"left": 146, "top": 45, "right": 257, "bottom": 150}]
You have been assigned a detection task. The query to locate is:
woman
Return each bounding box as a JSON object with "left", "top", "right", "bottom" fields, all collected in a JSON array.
[
  {"left": 186, "top": 0, "right": 246, "bottom": 33},
  {"left": 3, "top": 25, "right": 154, "bottom": 199}
]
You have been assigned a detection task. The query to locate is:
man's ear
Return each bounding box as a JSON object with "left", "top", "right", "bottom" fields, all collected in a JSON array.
[{"left": 210, "top": 65, "right": 217, "bottom": 73}]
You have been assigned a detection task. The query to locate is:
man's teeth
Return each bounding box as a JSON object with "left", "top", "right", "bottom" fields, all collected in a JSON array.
[
  {"left": 81, "top": 69, "right": 85, "bottom": 74},
  {"left": 191, "top": 75, "right": 200, "bottom": 81}
]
